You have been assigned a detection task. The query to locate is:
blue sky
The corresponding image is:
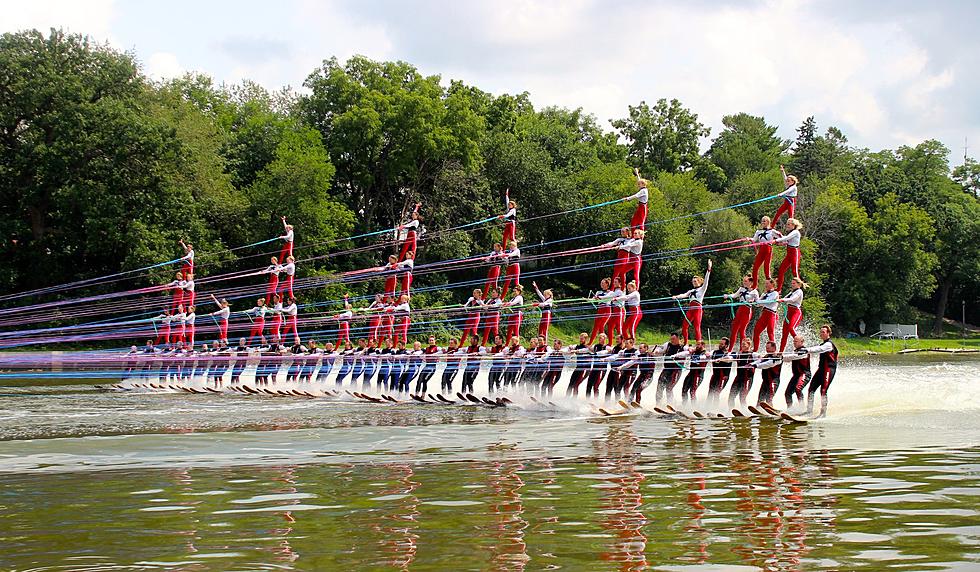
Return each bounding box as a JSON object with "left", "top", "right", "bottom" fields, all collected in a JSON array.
[{"left": 5, "top": 0, "right": 977, "bottom": 164}]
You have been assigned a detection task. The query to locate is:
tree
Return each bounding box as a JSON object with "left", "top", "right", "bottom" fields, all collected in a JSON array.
[
  {"left": 787, "top": 116, "right": 851, "bottom": 182},
  {"left": 951, "top": 157, "right": 980, "bottom": 198},
  {"left": 706, "top": 113, "right": 788, "bottom": 182},
  {"left": 611, "top": 98, "right": 709, "bottom": 175},
  {"left": 299, "top": 56, "right": 484, "bottom": 233},
  {"left": 0, "top": 30, "right": 221, "bottom": 291},
  {"left": 847, "top": 149, "right": 911, "bottom": 215},
  {"left": 808, "top": 185, "right": 937, "bottom": 328},
  {"left": 927, "top": 187, "right": 980, "bottom": 334}
]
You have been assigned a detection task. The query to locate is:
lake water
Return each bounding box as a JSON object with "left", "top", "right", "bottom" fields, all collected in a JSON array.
[{"left": 1, "top": 355, "right": 978, "bottom": 571}]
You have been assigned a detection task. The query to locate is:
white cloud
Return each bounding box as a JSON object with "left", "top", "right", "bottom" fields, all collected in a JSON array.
[
  {"left": 145, "top": 52, "right": 183, "bottom": 81},
  {"left": 2, "top": 0, "right": 976, "bottom": 162},
  {"left": 0, "top": 0, "right": 115, "bottom": 41}
]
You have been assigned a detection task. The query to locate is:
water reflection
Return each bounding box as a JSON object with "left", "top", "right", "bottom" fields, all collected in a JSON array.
[
  {"left": 1, "top": 424, "right": 978, "bottom": 571},
  {"left": 594, "top": 425, "right": 648, "bottom": 570},
  {"left": 486, "top": 458, "right": 529, "bottom": 571}
]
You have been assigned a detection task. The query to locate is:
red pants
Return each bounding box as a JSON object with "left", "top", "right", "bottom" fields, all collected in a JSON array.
[
  {"left": 266, "top": 276, "right": 279, "bottom": 304},
  {"left": 753, "top": 309, "right": 778, "bottom": 351},
  {"left": 538, "top": 310, "right": 552, "bottom": 341},
  {"left": 384, "top": 275, "right": 397, "bottom": 298},
  {"left": 501, "top": 264, "right": 520, "bottom": 299},
  {"left": 280, "top": 275, "right": 294, "bottom": 299},
  {"left": 627, "top": 253, "right": 642, "bottom": 289},
  {"left": 612, "top": 250, "right": 629, "bottom": 287},
  {"left": 181, "top": 262, "right": 193, "bottom": 276},
  {"left": 171, "top": 290, "right": 183, "bottom": 312},
  {"left": 624, "top": 305, "right": 642, "bottom": 339},
  {"left": 399, "top": 272, "right": 412, "bottom": 294},
  {"left": 506, "top": 311, "right": 523, "bottom": 341},
  {"left": 460, "top": 312, "right": 481, "bottom": 345},
  {"left": 589, "top": 305, "right": 611, "bottom": 344},
  {"left": 337, "top": 321, "right": 350, "bottom": 346},
  {"left": 155, "top": 325, "right": 171, "bottom": 346},
  {"left": 751, "top": 245, "right": 773, "bottom": 289},
  {"left": 631, "top": 203, "right": 648, "bottom": 230},
  {"left": 382, "top": 315, "right": 394, "bottom": 343},
  {"left": 502, "top": 221, "right": 515, "bottom": 246},
  {"left": 484, "top": 266, "right": 501, "bottom": 296},
  {"left": 172, "top": 324, "right": 185, "bottom": 345},
  {"left": 399, "top": 231, "right": 417, "bottom": 261},
  {"left": 772, "top": 196, "right": 796, "bottom": 225},
  {"left": 283, "top": 315, "right": 298, "bottom": 343},
  {"left": 279, "top": 241, "right": 293, "bottom": 262},
  {"left": 248, "top": 317, "right": 266, "bottom": 345},
  {"left": 730, "top": 305, "right": 753, "bottom": 346},
  {"left": 681, "top": 302, "right": 703, "bottom": 345},
  {"left": 395, "top": 317, "right": 410, "bottom": 346},
  {"left": 218, "top": 319, "right": 229, "bottom": 343},
  {"left": 776, "top": 247, "right": 800, "bottom": 291},
  {"left": 272, "top": 314, "right": 283, "bottom": 343},
  {"left": 481, "top": 313, "right": 500, "bottom": 345},
  {"left": 186, "top": 324, "right": 195, "bottom": 349},
  {"left": 780, "top": 306, "right": 803, "bottom": 351},
  {"left": 185, "top": 291, "right": 196, "bottom": 309},
  {"left": 607, "top": 306, "right": 624, "bottom": 341},
  {"left": 369, "top": 315, "right": 381, "bottom": 341}
]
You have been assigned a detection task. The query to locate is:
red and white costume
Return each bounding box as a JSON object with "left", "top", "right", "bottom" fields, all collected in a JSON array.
[
  {"left": 460, "top": 296, "right": 484, "bottom": 346},
  {"left": 749, "top": 227, "right": 782, "bottom": 289},
  {"left": 279, "top": 227, "right": 294, "bottom": 261},
  {"left": 620, "top": 289, "right": 642, "bottom": 340},
  {"left": 773, "top": 228, "right": 801, "bottom": 291},
  {"left": 779, "top": 287, "right": 804, "bottom": 351},
  {"left": 505, "top": 293, "right": 524, "bottom": 341},
  {"left": 772, "top": 182, "right": 798, "bottom": 225},
  {"left": 500, "top": 246, "right": 521, "bottom": 299},
  {"left": 279, "top": 261, "right": 295, "bottom": 299},
  {"left": 753, "top": 289, "right": 779, "bottom": 351},
  {"left": 726, "top": 285, "right": 758, "bottom": 346},
  {"left": 627, "top": 186, "right": 648, "bottom": 230},
  {"left": 674, "top": 268, "right": 711, "bottom": 345}
]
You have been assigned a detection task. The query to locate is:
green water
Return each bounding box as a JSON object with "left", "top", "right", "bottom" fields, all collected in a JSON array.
[{"left": 1, "top": 356, "right": 978, "bottom": 570}]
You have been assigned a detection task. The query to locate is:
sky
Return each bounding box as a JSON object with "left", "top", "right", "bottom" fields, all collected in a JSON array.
[{"left": 4, "top": 0, "right": 977, "bottom": 164}]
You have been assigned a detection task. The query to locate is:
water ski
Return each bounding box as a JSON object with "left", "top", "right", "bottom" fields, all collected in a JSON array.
[
  {"left": 780, "top": 412, "right": 808, "bottom": 424},
  {"left": 692, "top": 411, "right": 705, "bottom": 418},
  {"left": 759, "top": 402, "right": 782, "bottom": 416},
  {"left": 436, "top": 394, "right": 456, "bottom": 404},
  {"left": 731, "top": 409, "right": 747, "bottom": 418},
  {"left": 747, "top": 405, "right": 772, "bottom": 417}
]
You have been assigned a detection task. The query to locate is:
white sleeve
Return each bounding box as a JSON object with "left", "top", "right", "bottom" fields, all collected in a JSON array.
[{"left": 805, "top": 341, "right": 834, "bottom": 354}]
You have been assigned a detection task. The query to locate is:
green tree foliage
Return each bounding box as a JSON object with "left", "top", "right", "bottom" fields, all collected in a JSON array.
[
  {"left": 952, "top": 157, "right": 980, "bottom": 197},
  {"left": 706, "top": 113, "right": 788, "bottom": 183},
  {"left": 2, "top": 31, "right": 976, "bottom": 336},
  {"left": 787, "top": 116, "right": 851, "bottom": 182},
  {"left": 808, "top": 185, "right": 937, "bottom": 328},
  {"left": 611, "top": 98, "right": 709, "bottom": 176},
  {"left": 299, "top": 56, "right": 484, "bottom": 233},
  {"left": 0, "top": 30, "right": 216, "bottom": 290}
]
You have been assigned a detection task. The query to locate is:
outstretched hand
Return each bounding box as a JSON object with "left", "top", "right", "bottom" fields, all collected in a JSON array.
[{"left": 707, "top": 259, "right": 713, "bottom": 271}]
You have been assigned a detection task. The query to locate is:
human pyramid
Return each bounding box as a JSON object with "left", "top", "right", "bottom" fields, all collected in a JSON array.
[{"left": 131, "top": 165, "right": 837, "bottom": 418}]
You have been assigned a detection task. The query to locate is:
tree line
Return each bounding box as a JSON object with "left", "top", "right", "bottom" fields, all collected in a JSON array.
[{"left": 1, "top": 29, "right": 978, "bottom": 336}]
